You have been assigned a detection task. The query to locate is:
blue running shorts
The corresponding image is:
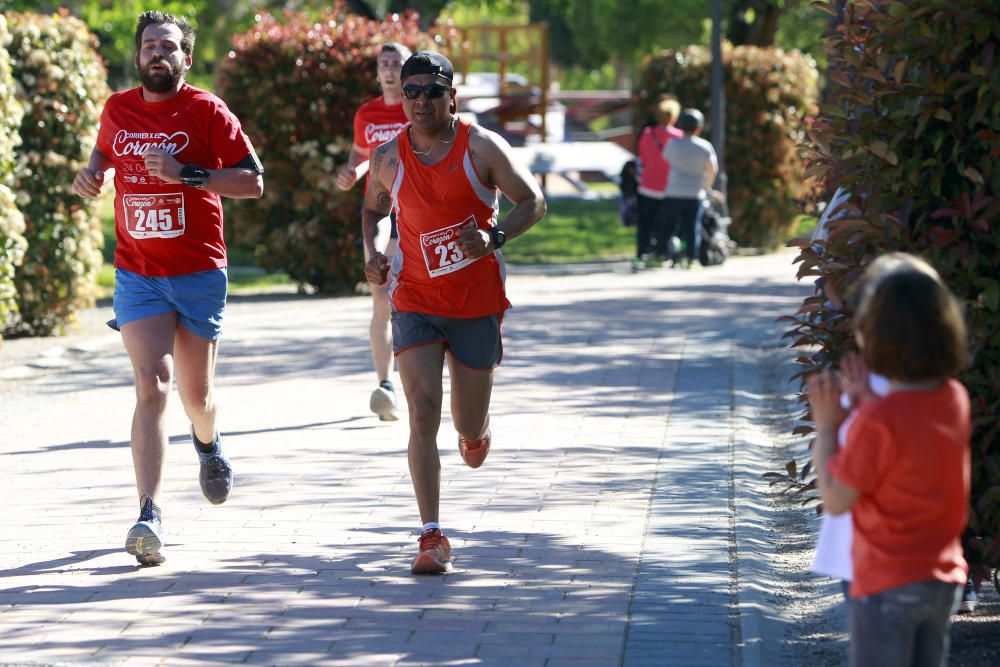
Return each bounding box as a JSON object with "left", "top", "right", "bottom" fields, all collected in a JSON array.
[
  {"left": 392, "top": 311, "right": 503, "bottom": 370},
  {"left": 110, "top": 268, "right": 228, "bottom": 340}
]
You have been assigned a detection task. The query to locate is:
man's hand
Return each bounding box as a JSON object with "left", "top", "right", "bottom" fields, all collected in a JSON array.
[
  {"left": 365, "top": 251, "right": 390, "bottom": 285},
  {"left": 457, "top": 225, "right": 492, "bottom": 260},
  {"left": 72, "top": 168, "right": 106, "bottom": 199},
  {"left": 143, "top": 148, "right": 183, "bottom": 183},
  {"left": 336, "top": 164, "right": 358, "bottom": 191},
  {"left": 807, "top": 369, "right": 848, "bottom": 431}
]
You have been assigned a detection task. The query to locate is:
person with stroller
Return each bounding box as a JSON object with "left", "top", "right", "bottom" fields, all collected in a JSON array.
[{"left": 662, "top": 108, "right": 717, "bottom": 268}]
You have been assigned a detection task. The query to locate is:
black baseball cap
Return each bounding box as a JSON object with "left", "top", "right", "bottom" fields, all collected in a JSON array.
[{"left": 400, "top": 51, "right": 454, "bottom": 84}]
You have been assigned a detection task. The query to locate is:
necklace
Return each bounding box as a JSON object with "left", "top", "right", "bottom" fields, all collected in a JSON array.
[{"left": 410, "top": 118, "right": 457, "bottom": 157}]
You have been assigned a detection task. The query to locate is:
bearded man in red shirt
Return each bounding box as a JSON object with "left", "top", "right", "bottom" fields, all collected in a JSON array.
[{"left": 72, "top": 10, "right": 263, "bottom": 566}]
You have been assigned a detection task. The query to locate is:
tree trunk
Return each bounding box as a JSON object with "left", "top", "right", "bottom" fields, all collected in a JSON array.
[{"left": 728, "top": 0, "right": 790, "bottom": 47}]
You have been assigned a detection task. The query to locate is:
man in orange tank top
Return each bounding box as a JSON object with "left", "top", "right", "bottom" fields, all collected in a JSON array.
[
  {"left": 336, "top": 42, "right": 411, "bottom": 422},
  {"left": 362, "top": 51, "right": 546, "bottom": 574}
]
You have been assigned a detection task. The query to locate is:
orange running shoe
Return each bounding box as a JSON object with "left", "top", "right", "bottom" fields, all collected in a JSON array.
[
  {"left": 410, "top": 528, "right": 452, "bottom": 574},
  {"left": 458, "top": 428, "right": 491, "bottom": 469}
]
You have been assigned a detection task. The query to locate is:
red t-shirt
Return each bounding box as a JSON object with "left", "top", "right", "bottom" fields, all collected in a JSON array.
[
  {"left": 353, "top": 95, "right": 408, "bottom": 154},
  {"left": 96, "top": 84, "right": 256, "bottom": 276},
  {"left": 829, "top": 379, "right": 971, "bottom": 598},
  {"left": 353, "top": 96, "right": 407, "bottom": 193},
  {"left": 390, "top": 119, "right": 509, "bottom": 319},
  {"left": 637, "top": 124, "right": 683, "bottom": 198}
]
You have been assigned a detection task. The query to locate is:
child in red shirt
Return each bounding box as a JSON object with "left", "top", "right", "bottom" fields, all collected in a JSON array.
[{"left": 807, "top": 252, "right": 970, "bottom": 667}]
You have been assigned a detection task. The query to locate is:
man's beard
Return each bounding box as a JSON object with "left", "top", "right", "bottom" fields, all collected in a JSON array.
[{"left": 139, "top": 59, "right": 183, "bottom": 93}]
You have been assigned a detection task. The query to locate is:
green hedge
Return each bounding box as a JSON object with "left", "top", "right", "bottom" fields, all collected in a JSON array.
[
  {"left": 4, "top": 11, "right": 108, "bottom": 337},
  {"left": 0, "top": 14, "right": 26, "bottom": 335},
  {"left": 216, "top": 10, "right": 436, "bottom": 294},
  {"left": 783, "top": 0, "right": 1000, "bottom": 578},
  {"left": 638, "top": 43, "right": 820, "bottom": 249}
]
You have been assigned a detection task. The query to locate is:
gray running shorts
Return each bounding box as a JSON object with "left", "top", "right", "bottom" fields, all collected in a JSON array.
[{"left": 392, "top": 311, "right": 503, "bottom": 370}]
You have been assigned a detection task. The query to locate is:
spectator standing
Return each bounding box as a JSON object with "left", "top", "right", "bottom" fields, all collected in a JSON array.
[
  {"left": 634, "top": 95, "right": 683, "bottom": 265},
  {"left": 807, "top": 253, "right": 971, "bottom": 667}
]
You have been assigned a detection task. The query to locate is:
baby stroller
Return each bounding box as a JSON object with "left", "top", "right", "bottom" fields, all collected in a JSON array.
[
  {"left": 699, "top": 191, "right": 734, "bottom": 266},
  {"left": 618, "top": 160, "right": 639, "bottom": 228}
]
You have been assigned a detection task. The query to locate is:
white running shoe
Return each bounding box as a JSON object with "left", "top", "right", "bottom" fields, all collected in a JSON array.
[{"left": 370, "top": 383, "right": 398, "bottom": 421}]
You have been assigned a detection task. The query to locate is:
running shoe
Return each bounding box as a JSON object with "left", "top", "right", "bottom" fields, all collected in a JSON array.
[
  {"left": 193, "top": 427, "right": 233, "bottom": 505},
  {"left": 410, "top": 528, "right": 452, "bottom": 574},
  {"left": 125, "top": 494, "right": 165, "bottom": 566},
  {"left": 458, "top": 427, "right": 491, "bottom": 469},
  {"left": 370, "top": 381, "right": 399, "bottom": 421},
  {"left": 959, "top": 579, "right": 979, "bottom": 614}
]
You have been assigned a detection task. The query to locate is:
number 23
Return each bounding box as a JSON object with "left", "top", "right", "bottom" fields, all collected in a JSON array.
[{"left": 435, "top": 241, "right": 463, "bottom": 267}]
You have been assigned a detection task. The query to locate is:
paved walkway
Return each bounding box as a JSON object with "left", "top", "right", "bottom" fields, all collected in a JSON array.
[{"left": 0, "top": 251, "right": 811, "bottom": 666}]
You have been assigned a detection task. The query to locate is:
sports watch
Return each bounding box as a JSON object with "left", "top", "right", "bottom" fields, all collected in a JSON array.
[
  {"left": 488, "top": 226, "right": 506, "bottom": 249},
  {"left": 180, "top": 164, "right": 210, "bottom": 188}
]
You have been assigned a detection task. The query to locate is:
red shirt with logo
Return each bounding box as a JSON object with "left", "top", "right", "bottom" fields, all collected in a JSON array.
[
  {"left": 353, "top": 95, "right": 407, "bottom": 190},
  {"left": 829, "top": 379, "right": 971, "bottom": 598},
  {"left": 389, "top": 119, "right": 510, "bottom": 318},
  {"left": 96, "top": 83, "right": 256, "bottom": 276}
]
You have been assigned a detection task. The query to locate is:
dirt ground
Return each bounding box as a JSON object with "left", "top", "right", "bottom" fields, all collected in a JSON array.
[{"left": 755, "top": 350, "right": 1000, "bottom": 665}]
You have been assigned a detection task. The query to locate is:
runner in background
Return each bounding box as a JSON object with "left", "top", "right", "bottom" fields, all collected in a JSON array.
[{"left": 336, "top": 42, "right": 411, "bottom": 422}]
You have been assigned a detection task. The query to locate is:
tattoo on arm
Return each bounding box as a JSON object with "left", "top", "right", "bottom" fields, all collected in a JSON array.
[{"left": 375, "top": 187, "right": 392, "bottom": 215}]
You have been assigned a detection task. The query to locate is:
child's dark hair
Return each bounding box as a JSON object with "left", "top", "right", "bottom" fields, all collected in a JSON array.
[
  {"left": 854, "top": 253, "right": 967, "bottom": 382},
  {"left": 135, "top": 11, "right": 196, "bottom": 57}
]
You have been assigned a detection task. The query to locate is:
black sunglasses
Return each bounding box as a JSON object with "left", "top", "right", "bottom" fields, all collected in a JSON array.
[{"left": 402, "top": 83, "right": 451, "bottom": 100}]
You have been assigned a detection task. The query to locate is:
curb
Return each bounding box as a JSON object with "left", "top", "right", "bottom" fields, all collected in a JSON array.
[{"left": 733, "top": 342, "right": 796, "bottom": 667}]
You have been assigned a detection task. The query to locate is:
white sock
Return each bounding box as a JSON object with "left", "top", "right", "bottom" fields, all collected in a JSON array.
[{"left": 422, "top": 522, "right": 440, "bottom": 533}]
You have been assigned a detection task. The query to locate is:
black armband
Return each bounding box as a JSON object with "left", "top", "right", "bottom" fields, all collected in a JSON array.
[{"left": 230, "top": 148, "right": 264, "bottom": 174}]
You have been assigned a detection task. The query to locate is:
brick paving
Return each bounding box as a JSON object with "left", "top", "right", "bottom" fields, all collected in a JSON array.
[{"left": 0, "top": 251, "right": 810, "bottom": 666}]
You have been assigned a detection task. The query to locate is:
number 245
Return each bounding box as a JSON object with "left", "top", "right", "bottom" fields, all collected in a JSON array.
[{"left": 134, "top": 209, "right": 173, "bottom": 231}]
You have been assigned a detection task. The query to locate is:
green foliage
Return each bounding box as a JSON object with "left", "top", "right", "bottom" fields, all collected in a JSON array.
[
  {"left": 530, "top": 0, "right": 708, "bottom": 73},
  {"left": 0, "top": 14, "right": 26, "bottom": 334},
  {"left": 216, "top": 7, "right": 435, "bottom": 293},
  {"left": 4, "top": 11, "right": 108, "bottom": 337},
  {"left": 639, "top": 42, "right": 820, "bottom": 248},
  {"left": 77, "top": 0, "right": 202, "bottom": 89},
  {"left": 783, "top": 0, "right": 1000, "bottom": 576}
]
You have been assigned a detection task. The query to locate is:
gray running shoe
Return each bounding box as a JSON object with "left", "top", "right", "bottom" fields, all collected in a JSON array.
[
  {"left": 194, "top": 428, "right": 233, "bottom": 505},
  {"left": 125, "top": 494, "right": 165, "bottom": 566},
  {"left": 370, "top": 382, "right": 398, "bottom": 421},
  {"left": 959, "top": 579, "right": 979, "bottom": 614}
]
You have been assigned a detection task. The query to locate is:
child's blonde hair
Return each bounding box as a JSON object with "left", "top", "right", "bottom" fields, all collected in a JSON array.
[{"left": 854, "top": 253, "right": 967, "bottom": 382}]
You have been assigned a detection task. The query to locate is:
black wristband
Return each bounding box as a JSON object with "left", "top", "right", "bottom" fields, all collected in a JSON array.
[
  {"left": 180, "top": 164, "right": 210, "bottom": 188},
  {"left": 488, "top": 226, "right": 506, "bottom": 249}
]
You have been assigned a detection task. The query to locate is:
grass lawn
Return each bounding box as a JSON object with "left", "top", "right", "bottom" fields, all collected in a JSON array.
[{"left": 502, "top": 197, "right": 633, "bottom": 265}]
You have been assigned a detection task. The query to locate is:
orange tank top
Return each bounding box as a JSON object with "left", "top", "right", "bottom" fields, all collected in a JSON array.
[{"left": 389, "top": 118, "right": 510, "bottom": 318}]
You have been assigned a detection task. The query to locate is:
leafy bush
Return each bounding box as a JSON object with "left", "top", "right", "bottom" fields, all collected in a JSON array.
[
  {"left": 216, "top": 7, "right": 437, "bottom": 293},
  {"left": 0, "top": 14, "right": 26, "bottom": 335},
  {"left": 4, "top": 11, "right": 108, "bottom": 337},
  {"left": 782, "top": 1, "right": 1000, "bottom": 579},
  {"left": 638, "top": 43, "right": 820, "bottom": 248}
]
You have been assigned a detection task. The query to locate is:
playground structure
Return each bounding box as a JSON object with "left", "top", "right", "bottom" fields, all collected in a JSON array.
[{"left": 449, "top": 23, "right": 636, "bottom": 196}]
